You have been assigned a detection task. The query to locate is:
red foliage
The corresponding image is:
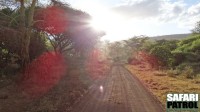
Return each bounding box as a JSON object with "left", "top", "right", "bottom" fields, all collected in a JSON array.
[
  {"left": 34, "top": 6, "right": 68, "bottom": 34},
  {"left": 136, "top": 51, "right": 160, "bottom": 69},
  {"left": 128, "top": 57, "right": 141, "bottom": 65},
  {"left": 85, "top": 49, "right": 109, "bottom": 80},
  {"left": 20, "top": 52, "right": 66, "bottom": 98}
]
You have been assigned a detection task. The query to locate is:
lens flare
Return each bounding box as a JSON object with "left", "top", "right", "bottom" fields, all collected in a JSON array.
[
  {"left": 34, "top": 6, "right": 68, "bottom": 34},
  {"left": 100, "top": 85, "right": 104, "bottom": 93},
  {"left": 19, "top": 52, "right": 67, "bottom": 98}
]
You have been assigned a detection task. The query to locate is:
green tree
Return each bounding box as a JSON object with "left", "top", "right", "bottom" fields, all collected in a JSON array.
[
  {"left": 173, "top": 34, "right": 200, "bottom": 63},
  {"left": 150, "top": 46, "right": 173, "bottom": 67}
]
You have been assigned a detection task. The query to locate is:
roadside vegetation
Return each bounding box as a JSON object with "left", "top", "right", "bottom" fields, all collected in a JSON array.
[
  {"left": 1, "top": 0, "right": 199, "bottom": 111},
  {"left": 0, "top": 0, "right": 110, "bottom": 111},
  {"left": 126, "top": 64, "right": 200, "bottom": 107},
  {"left": 105, "top": 22, "right": 200, "bottom": 106}
]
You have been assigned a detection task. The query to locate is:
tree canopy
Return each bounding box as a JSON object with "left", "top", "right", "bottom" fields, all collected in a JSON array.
[{"left": 0, "top": 0, "right": 105, "bottom": 71}]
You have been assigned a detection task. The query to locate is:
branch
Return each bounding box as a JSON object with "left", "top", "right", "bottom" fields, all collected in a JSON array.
[
  {"left": 46, "top": 33, "right": 56, "bottom": 51},
  {"left": 27, "top": 0, "right": 37, "bottom": 28},
  {"left": 61, "top": 46, "right": 74, "bottom": 53}
]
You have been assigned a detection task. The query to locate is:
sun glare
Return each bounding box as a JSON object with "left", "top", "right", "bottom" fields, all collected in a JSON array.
[
  {"left": 90, "top": 17, "right": 106, "bottom": 31},
  {"left": 89, "top": 9, "right": 125, "bottom": 41},
  {"left": 89, "top": 9, "right": 116, "bottom": 31},
  {"left": 74, "top": 2, "right": 129, "bottom": 41}
]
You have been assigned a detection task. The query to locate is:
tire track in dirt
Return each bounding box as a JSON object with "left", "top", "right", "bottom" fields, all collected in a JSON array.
[{"left": 70, "top": 65, "right": 164, "bottom": 112}]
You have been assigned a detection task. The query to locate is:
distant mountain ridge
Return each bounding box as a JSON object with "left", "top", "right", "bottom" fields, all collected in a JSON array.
[{"left": 150, "top": 33, "right": 191, "bottom": 40}]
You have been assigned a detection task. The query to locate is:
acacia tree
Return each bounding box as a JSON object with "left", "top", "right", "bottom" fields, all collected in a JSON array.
[
  {"left": 1, "top": 0, "right": 105, "bottom": 68},
  {"left": 34, "top": 1, "right": 105, "bottom": 56},
  {"left": 34, "top": 3, "right": 71, "bottom": 53}
]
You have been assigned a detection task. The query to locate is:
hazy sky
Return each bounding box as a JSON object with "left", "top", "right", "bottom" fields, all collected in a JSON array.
[{"left": 60, "top": 0, "right": 200, "bottom": 41}]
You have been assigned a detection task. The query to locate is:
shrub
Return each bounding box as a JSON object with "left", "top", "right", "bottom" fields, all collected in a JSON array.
[
  {"left": 183, "top": 66, "right": 194, "bottom": 79},
  {"left": 127, "top": 57, "right": 140, "bottom": 65},
  {"left": 167, "top": 69, "right": 181, "bottom": 77},
  {"left": 127, "top": 57, "right": 133, "bottom": 64},
  {"left": 137, "top": 51, "right": 160, "bottom": 69},
  {"left": 150, "top": 46, "right": 173, "bottom": 67},
  {"left": 176, "top": 63, "right": 188, "bottom": 71}
]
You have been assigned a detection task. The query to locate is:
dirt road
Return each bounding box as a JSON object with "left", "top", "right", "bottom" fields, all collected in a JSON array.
[{"left": 71, "top": 65, "right": 164, "bottom": 112}]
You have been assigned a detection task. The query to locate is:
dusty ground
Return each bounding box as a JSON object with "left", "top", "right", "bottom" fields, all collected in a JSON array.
[
  {"left": 0, "top": 67, "right": 92, "bottom": 112},
  {"left": 70, "top": 65, "right": 164, "bottom": 112}
]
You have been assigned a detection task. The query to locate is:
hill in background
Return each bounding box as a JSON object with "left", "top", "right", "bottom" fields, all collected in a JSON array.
[{"left": 150, "top": 33, "right": 191, "bottom": 40}]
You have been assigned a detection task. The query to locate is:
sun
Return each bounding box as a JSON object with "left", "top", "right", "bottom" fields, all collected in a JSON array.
[
  {"left": 90, "top": 17, "right": 107, "bottom": 31},
  {"left": 73, "top": 2, "right": 110, "bottom": 31},
  {"left": 89, "top": 9, "right": 125, "bottom": 41},
  {"left": 88, "top": 8, "right": 115, "bottom": 31},
  {"left": 73, "top": 2, "right": 127, "bottom": 41}
]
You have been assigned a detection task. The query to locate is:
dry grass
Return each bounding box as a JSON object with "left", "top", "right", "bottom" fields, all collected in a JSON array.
[{"left": 126, "top": 64, "right": 200, "bottom": 107}]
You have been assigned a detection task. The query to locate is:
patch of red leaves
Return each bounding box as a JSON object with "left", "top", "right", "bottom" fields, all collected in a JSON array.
[
  {"left": 20, "top": 52, "right": 66, "bottom": 98},
  {"left": 34, "top": 6, "right": 68, "bottom": 34},
  {"left": 136, "top": 51, "right": 160, "bottom": 69},
  {"left": 85, "top": 49, "right": 109, "bottom": 80}
]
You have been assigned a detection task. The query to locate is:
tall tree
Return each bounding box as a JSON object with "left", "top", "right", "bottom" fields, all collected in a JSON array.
[
  {"left": 18, "top": 0, "right": 37, "bottom": 67},
  {"left": 34, "top": 1, "right": 105, "bottom": 56}
]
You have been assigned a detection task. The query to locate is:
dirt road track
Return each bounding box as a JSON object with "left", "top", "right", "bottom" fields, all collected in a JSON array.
[{"left": 70, "top": 65, "right": 164, "bottom": 112}]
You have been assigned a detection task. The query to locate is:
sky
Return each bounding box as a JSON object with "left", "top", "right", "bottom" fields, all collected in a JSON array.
[{"left": 61, "top": 0, "right": 200, "bottom": 41}]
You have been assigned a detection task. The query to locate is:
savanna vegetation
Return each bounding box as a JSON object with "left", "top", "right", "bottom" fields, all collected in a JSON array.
[
  {"left": 1, "top": 0, "right": 199, "bottom": 111},
  {"left": 0, "top": 0, "right": 110, "bottom": 111},
  {"left": 106, "top": 25, "right": 200, "bottom": 78},
  {"left": 105, "top": 22, "right": 200, "bottom": 106}
]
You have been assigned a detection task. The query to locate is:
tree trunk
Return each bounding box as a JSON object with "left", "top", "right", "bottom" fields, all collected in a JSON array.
[
  {"left": 19, "top": 0, "right": 27, "bottom": 67},
  {"left": 19, "top": 0, "right": 37, "bottom": 68}
]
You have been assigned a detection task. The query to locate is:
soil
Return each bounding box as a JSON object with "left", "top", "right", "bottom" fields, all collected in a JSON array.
[
  {"left": 70, "top": 65, "right": 164, "bottom": 112},
  {"left": 0, "top": 65, "right": 164, "bottom": 112}
]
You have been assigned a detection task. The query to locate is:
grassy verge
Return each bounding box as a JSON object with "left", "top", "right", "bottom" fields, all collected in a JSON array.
[
  {"left": 126, "top": 64, "right": 200, "bottom": 107},
  {"left": 24, "top": 65, "right": 93, "bottom": 112},
  {"left": 0, "top": 64, "right": 93, "bottom": 112}
]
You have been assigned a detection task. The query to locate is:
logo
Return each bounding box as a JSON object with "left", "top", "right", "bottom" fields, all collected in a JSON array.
[{"left": 166, "top": 93, "right": 199, "bottom": 112}]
